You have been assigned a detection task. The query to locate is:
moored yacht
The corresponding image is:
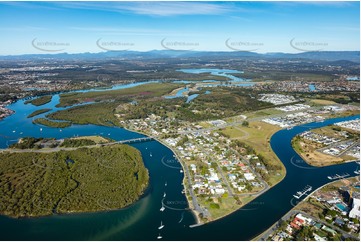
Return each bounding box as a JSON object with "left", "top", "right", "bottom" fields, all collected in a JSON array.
[{"left": 158, "top": 221, "right": 164, "bottom": 230}]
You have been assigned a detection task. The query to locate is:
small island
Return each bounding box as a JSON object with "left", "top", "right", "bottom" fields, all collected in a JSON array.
[
  {"left": 25, "top": 95, "right": 52, "bottom": 106},
  {"left": 33, "top": 118, "right": 72, "bottom": 128},
  {"left": 0, "top": 143, "right": 149, "bottom": 218},
  {"left": 27, "top": 108, "right": 52, "bottom": 118}
]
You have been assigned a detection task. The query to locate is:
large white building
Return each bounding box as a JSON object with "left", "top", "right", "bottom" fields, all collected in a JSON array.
[{"left": 349, "top": 197, "right": 360, "bottom": 219}]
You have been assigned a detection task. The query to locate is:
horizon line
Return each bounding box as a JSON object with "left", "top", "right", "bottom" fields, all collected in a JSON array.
[{"left": 1, "top": 49, "right": 360, "bottom": 57}]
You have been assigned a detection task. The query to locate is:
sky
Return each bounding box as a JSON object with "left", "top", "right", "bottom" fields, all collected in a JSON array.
[{"left": 0, "top": 1, "right": 359, "bottom": 55}]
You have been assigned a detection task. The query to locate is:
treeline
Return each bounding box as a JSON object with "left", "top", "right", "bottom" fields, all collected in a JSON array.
[
  {"left": 9, "top": 137, "right": 43, "bottom": 149},
  {"left": 61, "top": 139, "right": 96, "bottom": 147},
  {"left": 0, "top": 144, "right": 149, "bottom": 218},
  {"left": 48, "top": 102, "right": 120, "bottom": 127}
]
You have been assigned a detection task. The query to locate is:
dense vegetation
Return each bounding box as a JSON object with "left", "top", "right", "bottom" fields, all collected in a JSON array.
[
  {"left": 25, "top": 95, "right": 52, "bottom": 106},
  {"left": 9, "top": 137, "right": 43, "bottom": 149},
  {"left": 0, "top": 144, "right": 149, "bottom": 218},
  {"left": 33, "top": 118, "right": 72, "bottom": 128},
  {"left": 48, "top": 102, "right": 121, "bottom": 126},
  {"left": 27, "top": 108, "right": 51, "bottom": 118},
  {"left": 57, "top": 83, "right": 181, "bottom": 107},
  {"left": 61, "top": 138, "right": 96, "bottom": 147},
  {"left": 119, "top": 87, "right": 273, "bottom": 122}
]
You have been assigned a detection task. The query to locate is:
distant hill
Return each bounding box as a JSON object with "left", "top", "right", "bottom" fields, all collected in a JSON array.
[{"left": 0, "top": 50, "right": 359, "bottom": 63}]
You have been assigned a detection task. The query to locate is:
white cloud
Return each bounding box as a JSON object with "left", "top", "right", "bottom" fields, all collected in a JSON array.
[{"left": 56, "top": 1, "right": 239, "bottom": 17}]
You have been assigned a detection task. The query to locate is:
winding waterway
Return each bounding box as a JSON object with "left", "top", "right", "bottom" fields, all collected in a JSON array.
[{"left": 0, "top": 78, "right": 359, "bottom": 240}]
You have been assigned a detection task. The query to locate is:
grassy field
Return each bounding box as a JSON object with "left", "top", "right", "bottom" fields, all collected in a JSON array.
[
  {"left": 309, "top": 99, "right": 337, "bottom": 105},
  {"left": 27, "top": 108, "right": 52, "bottom": 118},
  {"left": 57, "top": 83, "right": 181, "bottom": 107},
  {"left": 48, "top": 102, "right": 120, "bottom": 127},
  {"left": 198, "top": 195, "right": 242, "bottom": 221},
  {"left": 222, "top": 126, "right": 249, "bottom": 139},
  {"left": 33, "top": 118, "right": 72, "bottom": 128},
  {"left": 325, "top": 110, "right": 360, "bottom": 119},
  {"left": 71, "top": 135, "right": 111, "bottom": 143},
  {"left": 243, "top": 108, "right": 284, "bottom": 119},
  {"left": 25, "top": 95, "right": 52, "bottom": 106},
  {"left": 222, "top": 121, "right": 285, "bottom": 186}
]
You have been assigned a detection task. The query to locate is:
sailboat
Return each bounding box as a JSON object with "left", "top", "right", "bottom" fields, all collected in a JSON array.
[
  {"left": 163, "top": 192, "right": 166, "bottom": 198},
  {"left": 158, "top": 221, "right": 164, "bottom": 230},
  {"left": 40, "top": 128, "right": 42, "bottom": 132},
  {"left": 150, "top": 152, "right": 153, "bottom": 157},
  {"left": 157, "top": 234, "right": 162, "bottom": 239},
  {"left": 165, "top": 182, "right": 167, "bottom": 186},
  {"left": 160, "top": 206, "right": 165, "bottom": 212}
]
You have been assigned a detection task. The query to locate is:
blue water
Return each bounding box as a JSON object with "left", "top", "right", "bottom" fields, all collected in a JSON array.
[
  {"left": 0, "top": 81, "right": 359, "bottom": 240},
  {"left": 346, "top": 76, "right": 360, "bottom": 81},
  {"left": 186, "top": 94, "right": 199, "bottom": 103},
  {"left": 177, "top": 68, "right": 255, "bottom": 87},
  {"left": 164, "top": 87, "right": 188, "bottom": 99},
  {"left": 309, "top": 84, "right": 316, "bottom": 91}
]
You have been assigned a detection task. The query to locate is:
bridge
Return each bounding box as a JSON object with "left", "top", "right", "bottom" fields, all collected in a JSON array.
[{"left": 113, "top": 136, "right": 154, "bottom": 145}]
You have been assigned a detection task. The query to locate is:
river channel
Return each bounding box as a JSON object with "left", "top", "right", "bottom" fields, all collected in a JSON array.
[{"left": 0, "top": 77, "right": 359, "bottom": 240}]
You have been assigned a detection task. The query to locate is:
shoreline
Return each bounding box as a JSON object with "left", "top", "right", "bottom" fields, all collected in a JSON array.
[
  {"left": 292, "top": 138, "right": 359, "bottom": 168},
  {"left": 122, "top": 126, "right": 284, "bottom": 226},
  {"left": 252, "top": 176, "right": 359, "bottom": 241},
  {"left": 0, "top": 143, "right": 150, "bottom": 220},
  {"left": 122, "top": 126, "right": 202, "bottom": 225}
]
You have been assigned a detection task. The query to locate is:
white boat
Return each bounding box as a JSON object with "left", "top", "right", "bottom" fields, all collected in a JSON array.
[
  {"left": 150, "top": 153, "right": 153, "bottom": 157},
  {"left": 180, "top": 169, "right": 183, "bottom": 173},
  {"left": 40, "top": 128, "right": 42, "bottom": 132},
  {"left": 59, "top": 129, "right": 62, "bottom": 132},
  {"left": 158, "top": 221, "right": 164, "bottom": 230},
  {"left": 160, "top": 206, "right": 165, "bottom": 212},
  {"left": 163, "top": 192, "right": 166, "bottom": 198},
  {"left": 157, "top": 234, "right": 162, "bottom": 239},
  {"left": 181, "top": 189, "right": 185, "bottom": 194},
  {"left": 12, "top": 130, "right": 15, "bottom": 133},
  {"left": 165, "top": 182, "right": 167, "bottom": 186},
  {"left": 20, "top": 132, "right": 23, "bottom": 134}
]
